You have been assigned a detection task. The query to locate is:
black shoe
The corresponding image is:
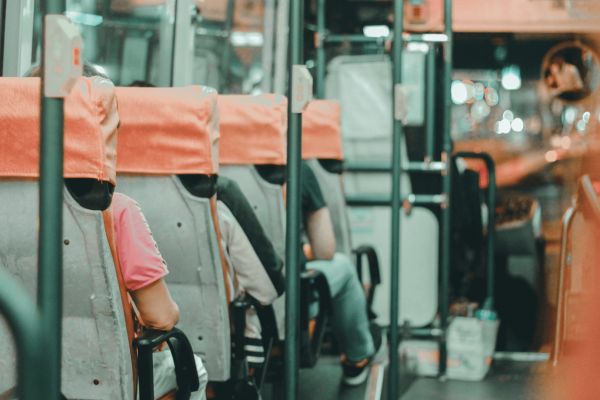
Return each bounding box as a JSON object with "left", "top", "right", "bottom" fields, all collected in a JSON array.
[{"left": 342, "top": 323, "right": 387, "bottom": 386}]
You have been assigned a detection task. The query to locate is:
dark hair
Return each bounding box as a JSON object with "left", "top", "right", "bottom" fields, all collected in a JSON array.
[
  {"left": 128, "top": 80, "right": 156, "bottom": 88},
  {"left": 24, "top": 58, "right": 108, "bottom": 79}
]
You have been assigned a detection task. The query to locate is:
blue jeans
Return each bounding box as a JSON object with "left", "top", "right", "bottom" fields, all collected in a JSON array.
[{"left": 307, "top": 253, "right": 375, "bottom": 363}]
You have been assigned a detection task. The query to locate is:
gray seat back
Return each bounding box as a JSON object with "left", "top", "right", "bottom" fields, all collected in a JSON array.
[
  {"left": 0, "top": 77, "right": 133, "bottom": 399},
  {"left": 218, "top": 165, "right": 287, "bottom": 261},
  {"left": 115, "top": 85, "right": 231, "bottom": 381},
  {"left": 0, "top": 184, "right": 134, "bottom": 400},
  {"left": 218, "top": 165, "right": 288, "bottom": 339},
  {"left": 116, "top": 175, "right": 231, "bottom": 381}
]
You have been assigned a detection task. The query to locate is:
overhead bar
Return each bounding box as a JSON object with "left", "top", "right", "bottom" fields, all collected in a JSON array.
[{"left": 324, "top": 32, "right": 448, "bottom": 44}]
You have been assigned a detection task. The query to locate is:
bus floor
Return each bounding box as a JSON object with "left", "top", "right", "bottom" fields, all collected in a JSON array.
[{"left": 262, "top": 355, "right": 554, "bottom": 400}]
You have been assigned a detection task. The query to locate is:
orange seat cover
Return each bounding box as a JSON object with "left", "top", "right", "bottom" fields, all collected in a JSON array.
[
  {"left": 115, "top": 86, "right": 219, "bottom": 175},
  {"left": 0, "top": 77, "right": 118, "bottom": 185},
  {"left": 218, "top": 94, "right": 288, "bottom": 165},
  {"left": 302, "top": 100, "right": 343, "bottom": 161}
]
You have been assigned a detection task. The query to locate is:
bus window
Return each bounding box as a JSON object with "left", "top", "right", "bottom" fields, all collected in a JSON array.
[{"left": 31, "top": 0, "right": 177, "bottom": 86}]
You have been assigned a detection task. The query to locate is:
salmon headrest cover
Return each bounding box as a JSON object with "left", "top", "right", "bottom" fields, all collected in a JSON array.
[
  {"left": 0, "top": 77, "right": 119, "bottom": 185},
  {"left": 218, "top": 94, "right": 288, "bottom": 166},
  {"left": 115, "top": 85, "right": 219, "bottom": 175},
  {"left": 302, "top": 99, "right": 343, "bottom": 161}
]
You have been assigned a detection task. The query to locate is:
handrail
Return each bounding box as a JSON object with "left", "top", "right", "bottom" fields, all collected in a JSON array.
[
  {"left": 284, "top": 0, "right": 304, "bottom": 397},
  {"left": 0, "top": 269, "right": 45, "bottom": 400},
  {"left": 454, "top": 151, "right": 497, "bottom": 309},
  {"left": 39, "top": 2, "right": 66, "bottom": 400},
  {"left": 579, "top": 175, "right": 600, "bottom": 222},
  {"left": 388, "top": 0, "right": 404, "bottom": 398}
]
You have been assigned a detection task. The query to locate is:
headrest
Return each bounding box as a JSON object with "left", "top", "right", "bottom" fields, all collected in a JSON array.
[
  {"left": 0, "top": 77, "right": 118, "bottom": 185},
  {"left": 115, "top": 86, "right": 219, "bottom": 175},
  {"left": 302, "top": 100, "right": 343, "bottom": 161},
  {"left": 218, "top": 94, "right": 287, "bottom": 165}
]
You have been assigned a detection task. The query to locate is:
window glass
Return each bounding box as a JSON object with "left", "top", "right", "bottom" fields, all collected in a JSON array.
[{"left": 32, "top": 0, "right": 177, "bottom": 86}]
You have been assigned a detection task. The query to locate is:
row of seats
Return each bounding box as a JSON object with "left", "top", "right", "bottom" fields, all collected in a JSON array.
[{"left": 0, "top": 75, "right": 376, "bottom": 399}]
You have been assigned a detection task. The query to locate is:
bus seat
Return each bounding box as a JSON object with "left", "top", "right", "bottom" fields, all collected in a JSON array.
[
  {"left": 325, "top": 55, "right": 439, "bottom": 328},
  {"left": 302, "top": 100, "right": 381, "bottom": 315},
  {"left": 218, "top": 94, "right": 333, "bottom": 367},
  {"left": 218, "top": 94, "right": 289, "bottom": 341},
  {"left": 555, "top": 175, "right": 600, "bottom": 363},
  {"left": 114, "top": 86, "right": 233, "bottom": 382},
  {"left": 0, "top": 77, "right": 130, "bottom": 399}
]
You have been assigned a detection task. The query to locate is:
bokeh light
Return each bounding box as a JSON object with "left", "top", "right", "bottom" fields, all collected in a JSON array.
[
  {"left": 561, "top": 136, "right": 571, "bottom": 150},
  {"left": 501, "top": 65, "right": 522, "bottom": 90},
  {"left": 511, "top": 118, "right": 524, "bottom": 132},
  {"left": 503, "top": 110, "right": 514, "bottom": 122},
  {"left": 484, "top": 87, "right": 499, "bottom": 106},
  {"left": 451, "top": 81, "right": 468, "bottom": 104},
  {"left": 545, "top": 150, "right": 558, "bottom": 162}
]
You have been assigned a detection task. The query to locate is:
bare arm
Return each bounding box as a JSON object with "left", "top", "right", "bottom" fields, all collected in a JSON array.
[
  {"left": 305, "top": 207, "right": 336, "bottom": 261},
  {"left": 130, "top": 278, "right": 179, "bottom": 331}
]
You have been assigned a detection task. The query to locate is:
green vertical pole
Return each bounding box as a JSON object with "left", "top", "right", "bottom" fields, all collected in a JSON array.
[
  {"left": 285, "top": 0, "right": 304, "bottom": 397},
  {"left": 426, "top": 44, "right": 436, "bottom": 161},
  {"left": 388, "top": 0, "right": 403, "bottom": 398},
  {"left": 439, "top": 0, "right": 453, "bottom": 377},
  {"left": 316, "top": 0, "right": 325, "bottom": 99},
  {"left": 39, "top": 1, "right": 66, "bottom": 400}
]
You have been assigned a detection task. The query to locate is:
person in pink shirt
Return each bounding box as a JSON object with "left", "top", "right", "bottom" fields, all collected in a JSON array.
[{"left": 112, "top": 192, "right": 208, "bottom": 400}]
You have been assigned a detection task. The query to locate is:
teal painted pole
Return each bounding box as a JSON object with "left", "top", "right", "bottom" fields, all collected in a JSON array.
[
  {"left": 39, "top": 1, "right": 66, "bottom": 399},
  {"left": 388, "top": 0, "right": 403, "bottom": 398},
  {"left": 0, "top": 270, "right": 45, "bottom": 400},
  {"left": 439, "top": 0, "right": 453, "bottom": 377},
  {"left": 426, "top": 44, "right": 436, "bottom": 161},
  {"left": 316, "top": 0, "right": 325, "bottom": 99},
  {"left": 284, "top": 0, "right": 304, "bottom": 397}
]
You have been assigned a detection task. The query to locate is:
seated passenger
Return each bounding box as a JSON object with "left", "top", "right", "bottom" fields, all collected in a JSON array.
[
  {"left": 127, "top": 81, "right": 282, "bottom": 371},
  {"left": 26, "top": 63, "right": 208, "bottom": 400},
  {"left": 301, "top": 161, "right": 385, "bottom": 386}
]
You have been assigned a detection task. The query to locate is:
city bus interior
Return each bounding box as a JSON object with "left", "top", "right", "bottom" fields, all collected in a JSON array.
[{"left": 1, "top": 0, "right": 600, "bottom": 399}]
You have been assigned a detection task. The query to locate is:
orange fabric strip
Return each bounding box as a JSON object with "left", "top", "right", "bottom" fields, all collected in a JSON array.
[
  {"left": 210, "top": 197, "right": 232, "bottom": 305},
  {"left": 103, "top": 208, "right": 138, "bottom": 399},
  {"left": 115, "top": 86, "right": 219, "bottom": 175},
  {"left": 218, "top": 94, "right": 288, "bottom": 165},
  {"left": 302, "top": 100, "right": 343, "bottom": 161},
  {"left": 0, "top": 77, "right": 119, "bottom": 185}
]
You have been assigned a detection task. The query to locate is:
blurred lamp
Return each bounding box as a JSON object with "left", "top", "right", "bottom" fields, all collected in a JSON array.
[
  {"left": 511, "top": 118, "right": 524, "bottom": 132},
  {"left": 501, "top": 65, "right": 521, "bottom": 90},
  {"left": 363, "top": 25, "right": 390, "bottom": 38},
  {"left": 451, "top": 80, "right": 467, "bottom": 104}
]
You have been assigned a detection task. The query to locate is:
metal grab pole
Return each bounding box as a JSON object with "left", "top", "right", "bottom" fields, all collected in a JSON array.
[
  {"left": 439, "top": 0, "right": 453, "bottom": 377},
  {"left": 426, "top": 45, "right": 436, "bottom": 161},
  {"left": 316, "top": 0, "right": 326, "bottom": 99},
  {"left": 39, "top": 1, "right": 66, "bottom": 400},
  {"left": 284, "top": 0, "right": 304, "bottom": 397},
  {"left": 388, "top": 0, "right": 403, "bottom": 398},
  {"left": 0, "top": 270, "right": 45, "bottom": 400}
]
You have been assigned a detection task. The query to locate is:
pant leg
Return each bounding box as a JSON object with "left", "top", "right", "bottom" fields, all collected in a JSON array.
[
  {"left": 151, "top": 348, "right": 208, "bottom": 400},
  {"left": 307, "top": 253, "right": 374, "bottom": 363}
]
